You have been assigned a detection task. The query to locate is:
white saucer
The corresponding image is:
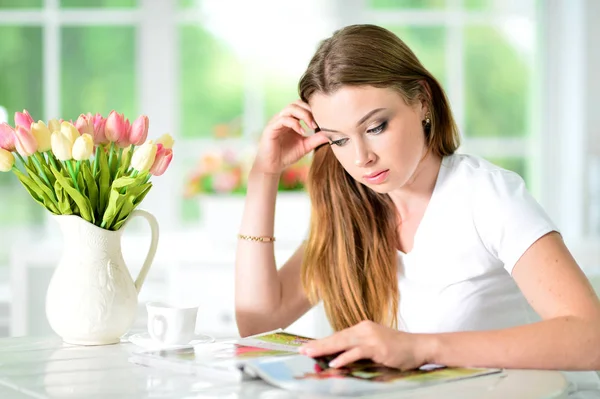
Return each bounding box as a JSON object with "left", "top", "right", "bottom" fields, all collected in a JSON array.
[{"left": 128, "top": 332, "right": 215, "bottom": 350}]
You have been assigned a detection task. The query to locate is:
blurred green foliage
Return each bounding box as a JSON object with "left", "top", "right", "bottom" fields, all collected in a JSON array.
[
  {"left": 61, "top": 27, "right": 136, "bottom": 122},
  {"left": 180, "top": 26, "right": 244, "bottom": 138},
  {"left": 60, "top": 0, "right": 136, "bottom": 7},
  {"left": 0, "top": 0, "right": 42, "bottom": 8}
]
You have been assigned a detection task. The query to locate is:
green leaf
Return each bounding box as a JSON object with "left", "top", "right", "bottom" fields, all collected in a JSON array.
[
  {"left": 13, "top": 169, "right": 45, "bottom": 206},
  {"left": 13, "top": 168, "right": 59, "bottom": 214},
  {"left": 98, "top": 145, "right": 111, "bottom": 218},
  {"left": 24, "top": 163, "right": 58, "bottom": 208},
  {"left": 54, "top": 181, "right": 73, "bottom": 215},
  {"left": 110, "top": 146, "right": 119, "bottom": 181},
  {"left": 111, "top": 176, "right": 137, "bottom": 190},
  {"left": 112, "top": 195, "right": 136, "bottom": 231},
  {"left": 81, "top": 162, "right": 98, "bottom": 219},
  {"left": 50, "top": 165, "right": 94, "bottom": 223},
  {"left": 101, "top": 187, "right": 127, "bottom": 230},
  {"left": 119, "top": 146, "right": 134, "bottom": 175}
]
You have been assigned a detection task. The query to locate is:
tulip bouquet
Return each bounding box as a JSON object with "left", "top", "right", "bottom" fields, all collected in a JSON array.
[{"left": 0, "top": 110, "right": 174, "bottom": 231}]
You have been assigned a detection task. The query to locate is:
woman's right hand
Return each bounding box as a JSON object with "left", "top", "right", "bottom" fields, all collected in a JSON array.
[{"left": 253, "top": 100, "right": 329, "bottom": 175}]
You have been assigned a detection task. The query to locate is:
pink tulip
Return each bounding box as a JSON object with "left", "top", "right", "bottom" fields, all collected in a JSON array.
[
  {"left": 91, "top": 113, "right": 108, "bottom": 145},
  {"left": 75, "top": 114, "right": 94, "bottom": 136},
  {"left": 129, "top": 115, "right": 149, "bottom": 146},
  {"left": 104, "top": 111, "right": 131, "bottom": 146},
  {"left": 149, "top": 143, "right": 173, "bottom": 176},
  {"left": 0, "top": 123, "right": 15, "bottom": 152},
  {"left": 14, "top": 125, "right": 38, "bottom": 157},
  {"left": 14, "top": 110, "right": 34, "bottom": 131}
]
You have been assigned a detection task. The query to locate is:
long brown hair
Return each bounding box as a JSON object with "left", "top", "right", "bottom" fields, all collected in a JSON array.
[{"left": 299, "top": 24, "right": 460, "bottom": 332}]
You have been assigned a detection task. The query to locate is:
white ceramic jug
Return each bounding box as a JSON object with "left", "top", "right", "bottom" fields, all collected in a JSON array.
[{"left": 45, "top": 210, "right": 159, "bottom": 345}]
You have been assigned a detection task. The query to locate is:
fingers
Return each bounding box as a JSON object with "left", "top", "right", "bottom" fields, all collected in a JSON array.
[
  {"left": 303, "top": 132, "right": 329, "bottom": 152},
  {"left": 329, "top": 347, "right": 365, "bottom": 369},
  {"left": 300, "top": 329, "right": 358, "bottom": 358},
  {"left": 293, "top": 99, "right": 312, "bottom": 113},
  {"left": 274, "top": 116, "right": 305, "bottom": 136},
  {"left": 278, "top": 103, "right": 318, "bottom": 130}
]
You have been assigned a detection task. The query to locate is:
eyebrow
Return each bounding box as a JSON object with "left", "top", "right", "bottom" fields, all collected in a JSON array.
[{"left": 318, "top": 108, "right": 386, "bottom": 134}]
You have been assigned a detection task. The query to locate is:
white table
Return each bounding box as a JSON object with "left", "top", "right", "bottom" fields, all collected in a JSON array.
[{"left": 0, "top": 336, "right": 569, "bottom": 399}]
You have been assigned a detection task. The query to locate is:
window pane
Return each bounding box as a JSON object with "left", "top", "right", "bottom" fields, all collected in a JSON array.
[
  {"left": 465, "top": 26, "right": 531, "bottom": 138},
  {"left": 60, "top": 0, "right": 136, "bottom": 7},
  {"left": 61, "top": 27, "right": 136, "bottom": 122},
  {"left": 0, "top": 0, "right": 41, "bottom": 8},
  {"left": 486, "top": 157, "right": 527, "bottom": 182},
  {"left": 180, "top": 26, "right": 244, "bottom": 138},
  {"left": 370, "top": 0, "right": 445, "bottom": 9},
  {"left": 0, "top": 26, "right": 44, "bottom": 226},
  {"left": 386, "top": 26, "right": 446, "bottom": 85}
]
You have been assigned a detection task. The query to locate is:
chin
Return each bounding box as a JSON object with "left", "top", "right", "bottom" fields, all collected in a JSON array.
[{"left": 361, "top": 182, "right": 394, "bottom": 194}]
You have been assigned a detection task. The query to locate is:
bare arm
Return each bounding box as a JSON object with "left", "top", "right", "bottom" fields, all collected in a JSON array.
[
  {"left": 235, "top": 170, "right": 312, "bottom": 337},
  {"left": 234, "top": 100, "right": 327, "bottom": 338},
  {"left": 302, "top": 232, "right": 600, "bottom": 370},
  {"left": 428, "top": 232, "right": 600, "bottom": 369}
]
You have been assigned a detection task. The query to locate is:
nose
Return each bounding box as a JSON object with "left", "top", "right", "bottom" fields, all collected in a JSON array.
[{"left": 354, "top": 141, "right": 375, "bottom": 167}]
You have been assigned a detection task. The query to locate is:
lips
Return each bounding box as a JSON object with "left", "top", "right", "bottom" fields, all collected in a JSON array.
[
  {"left": 363, "top": 170, "right": 387, "bottom": 179},
  {"left": 363, "top": 169, "right": 390, "bottom": 185}
]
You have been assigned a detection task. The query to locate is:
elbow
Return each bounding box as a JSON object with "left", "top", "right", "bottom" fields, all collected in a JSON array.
[{"left": 235, "top": 310, "right": 272, "bottom": 338}]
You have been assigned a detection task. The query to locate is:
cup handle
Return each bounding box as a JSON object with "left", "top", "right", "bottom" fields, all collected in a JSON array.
[{"left": 122, "top": 209, "right": 159, "bottom": 294}]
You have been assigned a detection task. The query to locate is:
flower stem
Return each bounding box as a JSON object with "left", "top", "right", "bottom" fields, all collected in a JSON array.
[
  {"left": 65, "top": 160, "right": 81, "bottom": 192},
  {"left": 93, "top": 145, "right": 101, "bottom": 176},
  {"left": 108, "top": 142, "right": 115, "bottom": 180},
  {"left": 45, "top": 151, "right": 59, "bottom": 171},
  {"left": 31, "top": 154, "right": 53, "bottom": 190},
  {"left": 14, "top": 153, "right": 26, "bottom": 168}
]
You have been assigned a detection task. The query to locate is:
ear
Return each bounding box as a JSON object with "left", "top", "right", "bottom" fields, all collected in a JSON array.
[{"left": 419, "top": 80, "right": 432, "bottom": 117}]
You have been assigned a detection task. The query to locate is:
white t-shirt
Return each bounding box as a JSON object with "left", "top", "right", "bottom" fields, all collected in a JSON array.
[{"left": 397, "top": 154, "right": 599, "bottom": 397}]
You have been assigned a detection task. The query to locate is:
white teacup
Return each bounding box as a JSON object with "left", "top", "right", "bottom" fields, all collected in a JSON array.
[{"left": 146, "top": 302, "right": 198, "bottom": 345}]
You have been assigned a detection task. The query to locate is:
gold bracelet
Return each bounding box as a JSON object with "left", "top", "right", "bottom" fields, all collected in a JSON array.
[{"left": 238, "top": 234, "right": 276, "bottom": 243}]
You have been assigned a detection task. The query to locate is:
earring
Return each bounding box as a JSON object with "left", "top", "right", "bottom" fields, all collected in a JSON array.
[{"left": 423, "top": 112, "right": 431, "bottom": 127}]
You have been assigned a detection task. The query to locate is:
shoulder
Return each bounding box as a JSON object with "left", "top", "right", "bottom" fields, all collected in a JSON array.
[
  {"left": 444, "top": 153, "right": 524, "bottom": 189},
  {"left": 439, "top": 153, "right": 527, "bottom": 206}
]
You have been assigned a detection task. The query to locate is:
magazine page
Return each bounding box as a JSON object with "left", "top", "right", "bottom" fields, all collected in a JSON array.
[
  {"left": 235, "top": 329, "right": 315, "bottom": 353},
  {"left": 129, "top": 341, "right": 298, "bottom": 382},
  {"left": 246, "top": 355, "right": 503, "bottom": 396}
]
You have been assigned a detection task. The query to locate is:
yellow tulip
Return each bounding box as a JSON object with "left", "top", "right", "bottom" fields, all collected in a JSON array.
[
  {"left": 51, "top": 131, "right": 73, "bottom": 161},
  {"left": 48, "top": 119, "right": 61, "bottom": 133},
  {"left": 60, "top": 121, "right": 80, "bottom": 144},
  {"left": 72, "top": 134, "right": 94, "bottom": 161},
  {"left": 31, "top": 121, "right": 52, "bottom": 152},
  {"left": 156, "top": 133, "right": 174, "bottom": 149},
  {"left": 131, "top": 140, "right": 157, "bottom": 172},
  {"left": 0, "top": 148, "right": 15, "bottom": 172}
]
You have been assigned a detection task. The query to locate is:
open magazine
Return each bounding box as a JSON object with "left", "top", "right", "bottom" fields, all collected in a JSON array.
[{"left": 128, "top": 330, "right": 503, "bottom": 395}]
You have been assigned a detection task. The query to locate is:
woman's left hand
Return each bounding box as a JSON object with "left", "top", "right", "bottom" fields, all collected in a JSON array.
[{"left": 299, "top": 320, "right": 432, "bottom": 370}]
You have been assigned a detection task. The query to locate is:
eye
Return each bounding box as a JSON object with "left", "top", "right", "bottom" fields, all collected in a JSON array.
[
  {"left": 367, "top": 121, "right": 388, "bottom": 135},
  {"left": 330, "top": 138, "right": 349, "bottom": 147}
]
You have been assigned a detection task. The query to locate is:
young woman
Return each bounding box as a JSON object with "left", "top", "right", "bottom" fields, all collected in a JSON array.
[{"left": 234, "top": 24, "right": 600, "bottom": 396}]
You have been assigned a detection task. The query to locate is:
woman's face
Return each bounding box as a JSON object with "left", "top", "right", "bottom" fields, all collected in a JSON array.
[{"left": 309, "top": 86, "right": 428, "bottom": 194}]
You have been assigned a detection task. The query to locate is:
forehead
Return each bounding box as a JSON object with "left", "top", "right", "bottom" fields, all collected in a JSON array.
[{"left": 309, "top": 86, "right": 407, "bottom": 122}]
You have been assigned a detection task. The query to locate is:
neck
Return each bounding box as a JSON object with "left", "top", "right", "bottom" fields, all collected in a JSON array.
[{"left": 387, "top": 150, "right": 442, "bottom": 220}]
